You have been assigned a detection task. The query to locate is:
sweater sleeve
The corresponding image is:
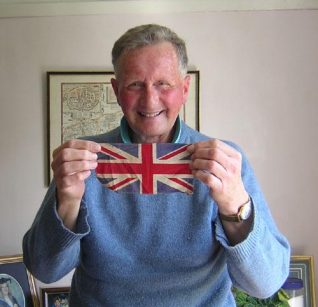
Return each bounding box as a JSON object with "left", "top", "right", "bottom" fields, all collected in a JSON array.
[
  {"left": 215, "top": 144, "right": 290, "bottom": 299},
  {"left": 22, "top": 180, "right": 90, "bottom": 283}
]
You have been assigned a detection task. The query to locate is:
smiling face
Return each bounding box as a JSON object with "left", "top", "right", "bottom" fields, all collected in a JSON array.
[
  {"left": 0, "top": 282, "right": 9, "bottom": 296},
  {"left": 111, "top": 42, "right": 190, "bottom": 143}
]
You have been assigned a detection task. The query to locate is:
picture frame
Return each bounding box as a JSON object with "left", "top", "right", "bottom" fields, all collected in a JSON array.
[
  {"left": 47, "top": 70, "right": 200, "bottom": 182},
  {"left": 289, "top": 255, "right": 316, "bottom": 307},
  {"left": 0, "top": 254, "right": 39, "bottom": 307},
  {"left": 233, "top": 255, "right": 316, "bottom": 306},
  {"left": 40, "top": 287, "right": 70, "bottom": 307}
]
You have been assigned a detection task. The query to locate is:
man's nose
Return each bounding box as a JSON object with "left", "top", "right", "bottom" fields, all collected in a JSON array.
[{"left": 142, "top": 84, "right": 159, "bottom": 107}]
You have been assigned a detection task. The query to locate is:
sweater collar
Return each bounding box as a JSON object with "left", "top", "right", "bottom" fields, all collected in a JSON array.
[{"left": 120, "top": 116, "right": 181, "bottom": 144}]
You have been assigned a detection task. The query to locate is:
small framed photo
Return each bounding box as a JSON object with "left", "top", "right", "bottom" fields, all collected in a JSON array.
[
  {"left": 40, "top": 287, "right": 70, "bottom": 307},
  {"left": 0, "top": 254, "right": 39, "bottom": 306},
  {"left": 289, "top": 255, "right": 316, "bottom": 307},
  {"left": 47, "top": 70, "right": 200, "bottom": 182}
]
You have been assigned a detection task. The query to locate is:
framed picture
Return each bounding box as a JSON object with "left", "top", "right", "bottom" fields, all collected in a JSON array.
[
  {"left": 0, "top": 254, "right": 39, "bottom": 307},
  {"left": 47, "top": 70, "right": 200, "bottom": 182},
  {"left": 40, "top": 287, "right": 70, "bottom": 307},
  {"left": 233, "top": 255, "right": 316, "bottom": 306},
  {"left": 289, "top": 255, "right": 316, "bottom": 307}
]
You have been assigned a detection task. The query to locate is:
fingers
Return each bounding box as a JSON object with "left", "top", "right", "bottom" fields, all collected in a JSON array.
[
  {"left": 53, "top": 159, "right": 98, "bottom": 179},
  {"left": 189, "top": 139, "right": 249, "bottom": 210},
  {"left": 56, "top": 170, "right": 92, "bottom": 188},
  {"left": 189, "top": 139, "right": 242, "bottom": 178},
  {"left": 51, "top": 140, "right": 101, "bottom": 179},
  {"left": 53, "top": 139, "right": 101, "bottom": 159},
  {"left": 52, "top": 148, "right": 98, "bottom": 171},
  {"left": 188, "top": 139, "right": 240, "bottom": 160},
  {"left": 192, "top": 169, "right": 223, "bottom": 192},
  {"left": 191, "top": 158, "right": 227, "bottom": 183}
]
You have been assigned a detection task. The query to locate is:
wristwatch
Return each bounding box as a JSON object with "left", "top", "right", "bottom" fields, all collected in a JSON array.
[{"left": 219, "top": 197, "right": 252, "bottom": 222}]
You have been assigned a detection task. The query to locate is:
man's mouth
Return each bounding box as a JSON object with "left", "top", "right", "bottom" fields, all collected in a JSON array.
[{"left": 139, "top": 111, "right": 163, "bottom": 118}]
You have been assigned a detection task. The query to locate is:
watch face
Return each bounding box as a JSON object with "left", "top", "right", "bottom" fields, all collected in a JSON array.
[{"left": 240, "top": 201, "right": 252, "bottom": 220}]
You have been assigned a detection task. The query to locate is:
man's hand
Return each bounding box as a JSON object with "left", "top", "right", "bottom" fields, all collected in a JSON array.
[
  {"left": 51, "top": 139, "right": 101, "bottom": 230},
  {"left": 188, "top": 139, "right": 249, "bottom": 216}
]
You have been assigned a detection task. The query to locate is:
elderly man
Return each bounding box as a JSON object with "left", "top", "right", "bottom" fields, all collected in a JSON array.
[{"left": 23, "top": 24, "right": 290, "bottom": 306}]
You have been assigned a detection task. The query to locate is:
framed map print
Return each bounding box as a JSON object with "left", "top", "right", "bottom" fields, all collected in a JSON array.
[{"left": 47, "top": 70, "right": 200, "bottom": 182}]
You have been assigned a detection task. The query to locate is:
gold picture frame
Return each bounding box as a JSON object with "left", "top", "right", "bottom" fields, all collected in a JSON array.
[
  {"left": 0, "top": 254, "right": 39, "bottom": 307},
  {"left": 290, "top": 255, "right": 316, "bottom": 307},
  {"left": 232, "top": 255, "right": 316, "bottom": 306},
  {"left": 47, "top": 70, "right": 200, "bottom": 183},
  {"left": 40, "top": 287, "right": 70, "bottom": 307}
]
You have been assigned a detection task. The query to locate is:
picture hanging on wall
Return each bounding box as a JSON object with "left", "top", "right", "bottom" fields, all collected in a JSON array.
[
  {"left": 0, "top": 255, "right": 39, "bottom": 307},
  {"left": 40, "top": 287, "right": 70, "bottom": 307},
  {"left": 47, "top": 70, "right": 200, "bottom": 183},
  {"left": 288, "top": 255, "right": 316, "bottom": 307},
  {"left": 233, "top": 255, "right": 316, "bottom": 306}
]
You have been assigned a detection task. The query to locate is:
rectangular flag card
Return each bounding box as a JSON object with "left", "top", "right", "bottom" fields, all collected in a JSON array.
[{"left": 96, "top": 143, "right": 193, "bottom": 194}]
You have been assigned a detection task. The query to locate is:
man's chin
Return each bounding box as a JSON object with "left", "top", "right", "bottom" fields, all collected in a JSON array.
[{"left": 134, "top": 130, "right": 171, "bottom": 143}]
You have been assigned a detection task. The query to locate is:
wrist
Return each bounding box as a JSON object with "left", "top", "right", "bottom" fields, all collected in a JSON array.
[
  {"left": 219, "top": 196, "right": 252, "bottom": 223},
  {"left": 217, "top": 192, "right": 250, "bottom": 216},
  {"left": 56, "top": 193, "right": 81, "bottom": 231}
]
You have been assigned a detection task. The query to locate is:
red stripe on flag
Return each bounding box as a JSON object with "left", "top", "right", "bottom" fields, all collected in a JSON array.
[
  {"left": 151, "top": 163, "right": 191, "bottom": 175},
  {"left": 100, "top": 146, "right": 127, "bottom": 159},
  {"left": 96, "top": 163, "right": 142, "bottom": 174},
  {"left": 159, "top": 144, "right": 189, "bottom": 160},
  {"left": 168, "top": 177, "right": 194, "bottom": 192},
  {"left": 140, "top": 143, "right": 153, "bottom": 194},
  {"left": 109, "top": 177, "right": 136, "bottom": 191}
]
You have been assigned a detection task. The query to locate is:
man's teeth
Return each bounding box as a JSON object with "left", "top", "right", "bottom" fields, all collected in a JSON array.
[{"left": 140, "top": 111, "right": 161, "bottom": 117}]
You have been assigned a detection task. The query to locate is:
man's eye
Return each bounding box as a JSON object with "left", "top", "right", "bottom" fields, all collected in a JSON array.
[
  {"left": 157, "top": 81, "right": 171, "bottom": 88},
  {"left": 128, "top": 82, "right": 143, "bottom": 89}
]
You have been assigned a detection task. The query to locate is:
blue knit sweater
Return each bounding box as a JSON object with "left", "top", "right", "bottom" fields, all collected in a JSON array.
[{"left": 23, "top": 122, "right": 290, "bottom": 306}]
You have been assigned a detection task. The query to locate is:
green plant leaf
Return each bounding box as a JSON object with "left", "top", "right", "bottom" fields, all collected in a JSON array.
[
  {"left": 232, "top": 287, "right": 291, "bottom": 307},
  {"left": 278, "top": 289, "right": 290, "bottom": 302}
]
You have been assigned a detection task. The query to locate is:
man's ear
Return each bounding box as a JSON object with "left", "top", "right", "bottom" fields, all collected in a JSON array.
[
  {"left": 111, "top": 78, "right": 120, "bottom": 105},
  {"left": 182, "top": 74, "right": 191, "bottom": 105}
]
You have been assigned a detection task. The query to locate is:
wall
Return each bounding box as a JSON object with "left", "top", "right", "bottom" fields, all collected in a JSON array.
[{"left": 0, "top": 5, "right": 317, "bottom": 299}]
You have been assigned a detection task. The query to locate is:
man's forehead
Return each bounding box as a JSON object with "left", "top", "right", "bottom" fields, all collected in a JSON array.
[
  {"left": 118, "top": 49, "right": 180, "bottom": 78},
  {"left": 119, "top": 42, "right": 178, "bottom": 63},
  {"left": 117, "top": 67, "right": 182, "bottom": 83}
]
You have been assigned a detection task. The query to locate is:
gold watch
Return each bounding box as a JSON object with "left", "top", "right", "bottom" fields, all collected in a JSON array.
[{"left": 219, "top": 198, "right": 252, "bottom": 222}]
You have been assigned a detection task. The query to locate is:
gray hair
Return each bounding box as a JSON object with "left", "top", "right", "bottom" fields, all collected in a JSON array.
[{"left": 112, "top": 24, "right": 188, "bottom": 76}]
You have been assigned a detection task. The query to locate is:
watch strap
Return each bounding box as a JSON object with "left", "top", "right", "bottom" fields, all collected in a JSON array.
[{"left": 219, "top": 197, "right": 252, "bottom": 222}]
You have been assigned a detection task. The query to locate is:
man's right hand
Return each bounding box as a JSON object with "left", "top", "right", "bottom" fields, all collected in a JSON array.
[{"left": 51, "top": 140, "right": 101, "bottom": 230}]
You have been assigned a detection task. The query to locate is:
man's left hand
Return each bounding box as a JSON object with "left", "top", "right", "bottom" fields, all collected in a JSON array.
[{"left": 188, "top": 139, "right": 249, "bottom": 215}]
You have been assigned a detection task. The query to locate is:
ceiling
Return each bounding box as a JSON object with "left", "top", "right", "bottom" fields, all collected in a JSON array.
[
  {"left": 1, "top": 0, "right": 318, "bottom": 5},
  {"left": 0, "top": 0, "right": 141, "bottom": 3},
  {"left": 0, "top": 0, "right": 317, "bottom": 18}
]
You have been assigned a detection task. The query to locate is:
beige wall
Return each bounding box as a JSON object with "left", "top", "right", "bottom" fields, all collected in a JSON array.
[{"left": 1, "top": 6, "right": 317, "bottom": 298}]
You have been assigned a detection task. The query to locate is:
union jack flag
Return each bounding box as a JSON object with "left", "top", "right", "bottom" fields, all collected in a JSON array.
[{"left": 95, "top": 143, "right": 193, "bottom": 194}]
